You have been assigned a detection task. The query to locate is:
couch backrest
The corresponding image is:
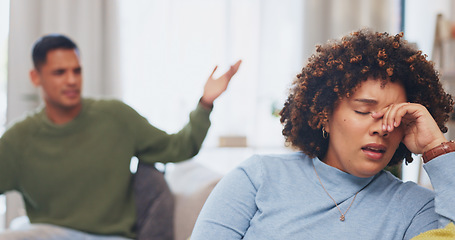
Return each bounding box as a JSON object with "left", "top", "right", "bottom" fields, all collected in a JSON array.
[{"left": 133, "top": 162, "right": 175, "bottom": 240}]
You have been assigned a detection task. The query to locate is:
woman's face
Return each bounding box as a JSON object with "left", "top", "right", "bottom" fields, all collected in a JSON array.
[{"left": 323, "top": 78, "right": 407, "bottom": 178}]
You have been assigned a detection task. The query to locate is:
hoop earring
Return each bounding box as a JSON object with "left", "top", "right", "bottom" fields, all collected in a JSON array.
[{"left": 322, "top": 127, "right": 328, "bottom": 139}]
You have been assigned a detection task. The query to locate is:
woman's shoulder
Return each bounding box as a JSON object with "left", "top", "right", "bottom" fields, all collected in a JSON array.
[
  {"left": 381, "top": 170, "right": 433, "bottom": 192},
  {"left": 242, "top": 152, "right": 310, "bottom": 166},
  {"left": 238, "top": 152, "right": 312, "bottom": 178},
  {"left": 376, "top": 170, "right": 434, "bottom": 205}
]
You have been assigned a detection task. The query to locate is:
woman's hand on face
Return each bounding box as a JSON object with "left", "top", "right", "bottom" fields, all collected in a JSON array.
[{"left": 371, "top": 103, "right": 447, "bottom": 154}]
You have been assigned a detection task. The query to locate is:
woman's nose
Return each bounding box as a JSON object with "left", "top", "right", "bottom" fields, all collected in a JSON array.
[{"left": 370, "top": 118, "right": 389, "bottom": 137}]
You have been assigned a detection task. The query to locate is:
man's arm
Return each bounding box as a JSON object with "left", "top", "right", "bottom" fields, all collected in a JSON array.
[
  {"left": 0, "top": 134, "right": 19, "bottom": 193},
  {"left": 134, "top": 60, "right": 242, "bottom": 164}
]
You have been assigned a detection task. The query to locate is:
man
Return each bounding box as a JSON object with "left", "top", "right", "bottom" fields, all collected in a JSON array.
[{"left": 0, "top": 34, "right": 241, "bottom": 239}]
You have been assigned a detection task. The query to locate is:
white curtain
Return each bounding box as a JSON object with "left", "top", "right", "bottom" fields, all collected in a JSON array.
[
  {"left": 303, "top": 0, "right": 401, "bottom": 59},
  {"left": 6, "top": 0, "right": 121, "bottom": 227}
]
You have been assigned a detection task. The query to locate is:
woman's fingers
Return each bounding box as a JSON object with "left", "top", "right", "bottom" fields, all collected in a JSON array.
[
  {"left": 372, "top": 102, "right": 446, "bottom": 153},
  {"left": 385, "top": 103, "right": 410, "bottom": 132},
  {"left": 372, "top": 103, "right": 417, "bottom": 132}
]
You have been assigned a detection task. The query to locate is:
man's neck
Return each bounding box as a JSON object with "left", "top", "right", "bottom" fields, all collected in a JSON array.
[{"left": 45, "top": 104, "right": 82, "bottom": 125}]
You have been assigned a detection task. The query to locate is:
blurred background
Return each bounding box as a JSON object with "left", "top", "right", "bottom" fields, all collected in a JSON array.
[{"left": 1, "top": 0, "right": 455, "bottom": 231}]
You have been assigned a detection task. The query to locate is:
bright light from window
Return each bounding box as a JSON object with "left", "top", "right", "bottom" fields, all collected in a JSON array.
[
  {"left": 0, "top": 0, "right": 9, "bottom": 132},
  {"left": 0, "top": 0, "right": 10, "bottom": 231},
  {"left": 118, "top": 0, "right": 304, "bottom": 149}
]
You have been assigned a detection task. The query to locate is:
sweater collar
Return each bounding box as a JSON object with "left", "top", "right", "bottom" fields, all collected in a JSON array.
[
  {"left": 39, "top": 98, "right": 90, "bottom": 130},
  {"left": 311, "top": 157, "right": 376, "bottom": 195}
]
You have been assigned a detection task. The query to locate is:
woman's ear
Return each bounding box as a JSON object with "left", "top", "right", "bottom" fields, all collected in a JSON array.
[
  {"left": 322, "top": 118, "right": 330, "bottom": 133},
  {"left": 321, "top": 109, "right": 331, "bottom": 133},
  {"left": 324, "top": 122, "right": 330, "bottom": 133}
]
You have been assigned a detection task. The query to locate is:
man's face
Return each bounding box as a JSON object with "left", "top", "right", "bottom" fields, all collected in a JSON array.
[{"left": 31, "top": 49, "right": 82, "bottom": 111}]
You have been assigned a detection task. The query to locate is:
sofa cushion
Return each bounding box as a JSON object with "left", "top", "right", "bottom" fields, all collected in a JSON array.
[{"left": 133, "top": 162, "right": 174, "bottom": 240}]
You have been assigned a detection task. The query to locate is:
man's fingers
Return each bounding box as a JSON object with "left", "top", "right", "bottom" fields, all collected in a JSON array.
[{"left": 209, "top": 66, "right": 218, "bottom": 78}]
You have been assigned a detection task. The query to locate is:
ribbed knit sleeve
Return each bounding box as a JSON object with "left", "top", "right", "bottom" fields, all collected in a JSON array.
[
  {"left": 0, "top": 117, "right": 35, "bottom": 193},
  {"left": 103, "top": 100, "right": 211, "bottom": 164},
  {"left": 424, "top": 152, "right": 455, "bottom": 228},
  {"left": 0, "top": 137, "right": 17, "bottom": 193},
  {"left": 191, "top": 155, "right": 262, "bottom": 239}
]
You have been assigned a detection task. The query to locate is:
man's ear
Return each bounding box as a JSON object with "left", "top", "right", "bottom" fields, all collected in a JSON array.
[{"left": 30, "top": 69, "right": 41, "bottom": 87}]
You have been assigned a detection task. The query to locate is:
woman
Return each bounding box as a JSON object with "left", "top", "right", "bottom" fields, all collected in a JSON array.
[{"left": 190, "top": 29, "right": 455, "bottom": 240}]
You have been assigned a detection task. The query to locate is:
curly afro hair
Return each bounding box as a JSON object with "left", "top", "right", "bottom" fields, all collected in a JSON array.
[{"left": 280, "top": 29, "right": 454, "bottom": 166}]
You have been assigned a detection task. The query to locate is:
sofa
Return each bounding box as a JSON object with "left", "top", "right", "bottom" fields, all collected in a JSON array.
[
  {"left": 7, "top": 160, "right": 221, "bottom": 240},
  {"left": 134, "top": 160, "right": 221, "bottom": 240}
]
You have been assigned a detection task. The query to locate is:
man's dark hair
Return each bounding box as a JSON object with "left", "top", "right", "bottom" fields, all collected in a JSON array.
[{"left": 32, "top": 34, "right": 79, "bottom": 70}]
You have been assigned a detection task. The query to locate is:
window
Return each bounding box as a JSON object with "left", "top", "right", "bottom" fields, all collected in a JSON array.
[
  {"left": 118, "top": 0, "right": 304, "bottom": 150},
  {"left": 0, "top": 0, "right": 10, "bottom": 231}
]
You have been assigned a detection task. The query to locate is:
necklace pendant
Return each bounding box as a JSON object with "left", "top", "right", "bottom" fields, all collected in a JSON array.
[{"left": 340, "top": 215, "right": 345, "bottom": 221}]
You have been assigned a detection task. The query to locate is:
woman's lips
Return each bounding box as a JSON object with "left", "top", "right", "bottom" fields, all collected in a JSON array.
[{"left": 361, "top": 144, "right": 386, "bottom": 160}]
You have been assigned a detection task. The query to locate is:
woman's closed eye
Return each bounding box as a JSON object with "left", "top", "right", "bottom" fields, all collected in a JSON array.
[{"left": 354, "top": 110, "right": 370, "bottom": 115}]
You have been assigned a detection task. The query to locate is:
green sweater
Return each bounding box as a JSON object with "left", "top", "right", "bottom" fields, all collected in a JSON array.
[{"left": 0, "top": 98, "right": 211, "bottom": 238}]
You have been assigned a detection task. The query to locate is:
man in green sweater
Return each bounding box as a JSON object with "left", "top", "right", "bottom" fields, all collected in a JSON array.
[{"left": 0, "top": 34, "right": 241, "bottom": 239}]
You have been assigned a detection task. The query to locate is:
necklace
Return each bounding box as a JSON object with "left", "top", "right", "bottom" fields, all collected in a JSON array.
[{"left": 312, "top": 163, "right": 359, "bottom": 222}]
